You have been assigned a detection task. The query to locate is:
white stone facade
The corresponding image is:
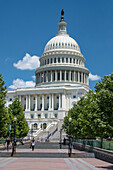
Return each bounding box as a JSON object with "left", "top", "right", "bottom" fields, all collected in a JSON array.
[{"left": 6, "top": 12, "right": 89, "bottom": 131}]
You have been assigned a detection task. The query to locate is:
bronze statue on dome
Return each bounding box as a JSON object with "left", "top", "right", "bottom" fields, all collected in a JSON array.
[{"left": 61, "top": 9, "right": 64, "bottom": 16}]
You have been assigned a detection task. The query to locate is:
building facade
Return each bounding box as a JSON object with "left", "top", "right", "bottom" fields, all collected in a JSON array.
[{"left": 6, "top": 11, "right": 89, "bottom": 133}]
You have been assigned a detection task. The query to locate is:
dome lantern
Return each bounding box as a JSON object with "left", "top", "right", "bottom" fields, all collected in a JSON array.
[{"left": 57, "top": 9, "right": 67, "bottom": 36}]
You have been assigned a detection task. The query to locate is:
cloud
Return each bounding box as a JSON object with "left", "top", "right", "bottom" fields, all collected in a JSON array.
[
  {"left": 89, "top": 73, "right": 101, "bottom": 81},
  {"left": 13, "top": 53, "right": 40, "bottom": 70},
  {"left": 9, "top": 79, "right": 35, "bottom": 89}
]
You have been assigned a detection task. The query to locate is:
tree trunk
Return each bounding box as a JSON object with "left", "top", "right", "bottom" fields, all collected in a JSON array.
[{"left": 100, "top": 137, "right": 103, "bottom": 148}]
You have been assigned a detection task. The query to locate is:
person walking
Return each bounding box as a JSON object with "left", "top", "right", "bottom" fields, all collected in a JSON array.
[
  {"left": 31, "top": 139, "right": 35, "bottom": 151},
  {"left": 6, "top": 137, "right": 10, "bottom": 151}
]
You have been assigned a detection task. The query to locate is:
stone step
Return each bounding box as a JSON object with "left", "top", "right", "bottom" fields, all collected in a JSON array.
[{"left": 0, "top": 152, "right": 95, "bottom": 158}]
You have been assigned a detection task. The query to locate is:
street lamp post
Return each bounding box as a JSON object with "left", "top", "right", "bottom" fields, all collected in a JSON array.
[
  {"left": 11, "top": 115, "right": 17, "bottom": 156},
  {"left": 68, "top": 117, "right": 72, "bottom": 157},
  {"left": 60, "top": 128, "right": 62, "bottom": 149}
]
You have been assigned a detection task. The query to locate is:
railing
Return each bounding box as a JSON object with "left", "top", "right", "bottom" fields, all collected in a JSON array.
[{"left": 73, "top": 139, "right": 113, "bottom": 151}]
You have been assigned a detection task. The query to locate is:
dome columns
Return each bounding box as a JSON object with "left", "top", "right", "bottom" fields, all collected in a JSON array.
[{"left": 36, "top": 70, "right": 89, "bottom": 85}]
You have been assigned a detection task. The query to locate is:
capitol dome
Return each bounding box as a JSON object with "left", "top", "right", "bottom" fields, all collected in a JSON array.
[{"left": 44, "top": 12, "right": 80, "bottom": 53}]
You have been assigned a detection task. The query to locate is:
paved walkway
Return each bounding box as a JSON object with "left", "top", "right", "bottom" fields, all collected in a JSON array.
[{"left": 0, "top": 157, "right": 113, "bottom": 169}]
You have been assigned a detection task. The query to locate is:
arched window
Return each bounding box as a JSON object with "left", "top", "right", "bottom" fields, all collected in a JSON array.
[
  {"left": 34, "top": 123, "right": 37, "bottom": 130},
  {"left": 62, "top": 43, "right": 64, "bottom": 47},
  {"left": 58, "top": 58, "right": 60, "bottom": 63}
]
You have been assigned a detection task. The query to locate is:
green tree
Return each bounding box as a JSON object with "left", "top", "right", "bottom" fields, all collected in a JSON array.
[
  {"left": 8, "top": 98, "right": 29, "bottom": 138},
  {"left": 0, "top": 74, "right": 9, "bottom": 138},
  {"left": 63, "top": 73, "right": 113, "bottom": 148}
]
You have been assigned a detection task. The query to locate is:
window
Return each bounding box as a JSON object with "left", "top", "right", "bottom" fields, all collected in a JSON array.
[
  {"left": 62, "top": 58, "right": 64, "bottom": 63},
  {"left": 57, "top": 103, "right": 59, "bottom": 108},
  {"left": 73, "top": 95, "right": 76, "bottom": 98},
  {"left": 55, "top": 113, "right": 58, "bottom": 118},
  {"left": 56, "top": 43, "right": 58, "bottom": 47},
  {"left": 48, "top": 59, "right": 49, "bottom": 64},
  {"left": 45, "top": 60, "right": 46, "bottom": 65},
  {"left": 54, "top": 58, "right": 56, "bottom": 63},
  {"left": 62, "top": 43, "right": 64, "bottom": 47},
  {"left": 9, "top": 98, "right": 12, "bottom": 101},
  {"left": 45, "top": 114, "right": 48, "bottom": 119},
  {"left": 65, "top": 43, "right": 67, "bottom": 47},
  {"left": 34, "top": 97, "right": 35, "bottom": 100},
  {"left": 58, "top": 58, "right": 60, "bottom": 63},
  {"left": 57, "top": 96, "right": 59, "bottom": 99},
  {"left": 70, "top": 58, "right": 72, "bottom": 63},
  {"left": 76, "top": 59, "right": 78, "bottom": 64},
  {"left": 68, "top": 43, "right": 70, "bottom": 47},
  {"left": 71, "top": 44, "right": 72, "bottom": 47},
  {"left": 51, "top": 58, "right": 52, "bottom": 63},
  {"left": 66, "top": 72, "right": 68, "bottom": 80},
  {"left": 73, "top": 58, "right": 75, "bottom": 63},
  {"left": 62, "top": 72, "right": 64, "bottom": 80},
  {"left": 58, "top": 72, "right": 60, "bottom": 80},
  {"left": 53, "top": 43, "right": 55, "bottom": 47},
  {"left": 73, "top": 104, "right": 76, "bottom": 107},
  {"left": 66, "top": 58, "right": 68, "bottom": 63},
  {"left": 59, "top": 43, "right": 61, "bottom": 46},
  {"left": 31, "top": 114, "right": 34, "bottom": 119},
  {"left": 47, "top": 96, "right": 49, "bottom": 99}
]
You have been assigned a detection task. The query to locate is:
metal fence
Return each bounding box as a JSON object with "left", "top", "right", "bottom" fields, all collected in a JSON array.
[{"left": 73, "top": 139, "right": 113, "bottom": 151}]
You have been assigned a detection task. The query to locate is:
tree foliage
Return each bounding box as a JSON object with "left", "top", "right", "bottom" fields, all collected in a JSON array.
[
  {"left": 0, "top": 74, "right": 9, "bottom": 138},
  {"left": 63, "top": 73, "right": 113, "bottom": 142},
  {"left": 8, "top": 98, "right": 29, "bottom": 138}
]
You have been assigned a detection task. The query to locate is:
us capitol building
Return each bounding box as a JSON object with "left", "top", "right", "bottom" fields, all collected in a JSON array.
[{"left": 6, "top": 10, "right": 89, "bottom": 135}]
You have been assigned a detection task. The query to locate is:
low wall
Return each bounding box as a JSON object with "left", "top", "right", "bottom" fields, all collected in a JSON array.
[{"left": 73, "top": 142, "right": 113, "bottom": 164}]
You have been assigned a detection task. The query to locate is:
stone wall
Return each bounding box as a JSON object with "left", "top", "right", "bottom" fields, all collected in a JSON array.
[{"left": 73, "top": 142, "right": 113, "bottom": 164}]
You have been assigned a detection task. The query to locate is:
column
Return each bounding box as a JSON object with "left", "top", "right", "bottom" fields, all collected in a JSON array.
[
  {"left": 65, "top": 70, "right": 66, "bottom": 81},
  {"left": 60, "top": 70, "right": 62, "bottom": 81},
  {"left": 64, "top": 57, "right": 66, "bottom": 63},
  {"left": 69, "top": 71, "right": 71, "bottom": 81},
  {"left": 74, "top": 71, "right": 75, "bottom": 82},
  {"left": 46, "top": 71, "right": 48, "bottom": 82},
  {"left": 51, "top": 71, "right": 52, "bottom": 82},
  {"left": 42, "top": 95, "right": 44, "bottom": 111},
  {"left": 56, "top": 57, "right": 58, "bottom": 63},
  {"left": 28, "top": 95, "right": 30, "bottom": 111},
  {"left": 55, "top": 71, "right": 57, "bottom": 81},
  {"left": 59, "top": 93, "right": 61, "bottom": 109},
  {"left": 72, "top": 58, "right": 73, "bottom": 64},
  {"left": 49, "top": 94, "right": 51, "bottom": 110},
  {"left": 52, "top": 94, "right": 54, "bottom": 110},
  {"left": 35, "top": 95, "right": 37, "bottom": 111},
  {"left": 19, "top": 95, "right": 21, "bottom": 102},
  {"left": 78, "top": 72, "right": 80, "bottom": 82},
  {"left": 84, "top": 74, "right": 85, "bottom": 84},
  {"left": 62, "top": 93, "right": 65, "bottom": 109},
  {"left": 81, "top": 72, "right": 83, "bottom": 83},
  {"left": 26, "top": 96, "right": 28, "bottom": 111}
]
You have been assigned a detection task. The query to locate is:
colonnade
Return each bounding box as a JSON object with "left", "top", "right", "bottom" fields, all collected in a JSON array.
[
  {"left": 36, "top": 70, "right": 89, "bottom": 85},
  {"left": 19, "top": 93, "right": 65, "bottom": 112}
]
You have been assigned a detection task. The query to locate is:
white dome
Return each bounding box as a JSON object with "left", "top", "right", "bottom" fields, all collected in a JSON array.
[{"left": 44, "top": 34, "right": 80, "bottom": 53}]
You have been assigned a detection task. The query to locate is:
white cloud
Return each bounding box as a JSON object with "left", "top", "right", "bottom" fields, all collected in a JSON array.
[
  {"left": 13, "top": 53, "right": 40, "bottom": 70},
  {"left": 89, "top": 73, "right": 101, "bottom": 81},
  {"left": 9, "top": 79, "right": 35, "bottom": 89}
]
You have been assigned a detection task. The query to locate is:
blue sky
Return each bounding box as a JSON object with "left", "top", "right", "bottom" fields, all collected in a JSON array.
[{"left": 0, "top": 0, "right": 113, "bottom": 90}]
